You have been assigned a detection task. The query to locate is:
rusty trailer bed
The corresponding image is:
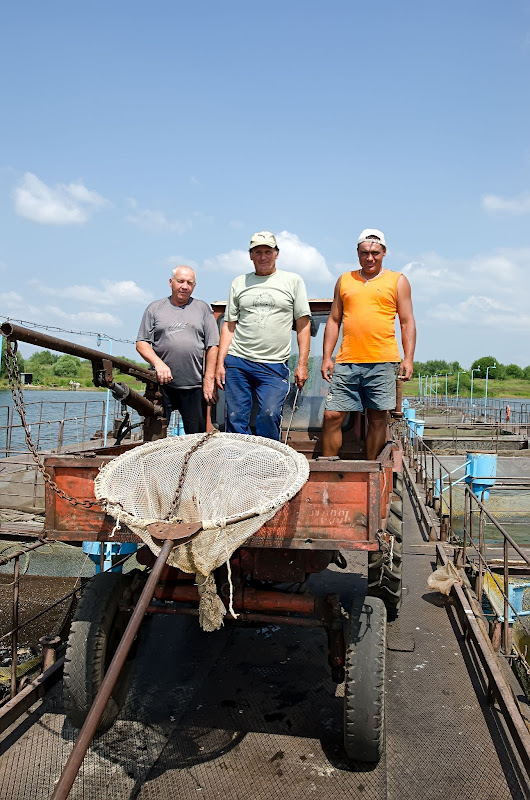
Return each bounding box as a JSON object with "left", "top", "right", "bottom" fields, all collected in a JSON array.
[{"left": 43, "top": 442, "right": 397, "bottom": 551}]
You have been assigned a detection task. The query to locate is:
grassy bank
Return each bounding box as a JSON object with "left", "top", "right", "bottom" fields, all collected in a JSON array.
[
  {"left": 0, "top": 357, "right": 148, "bottom": 392},
  {"left": 404, "top": 377, "right": 530, "bottom": 399}
]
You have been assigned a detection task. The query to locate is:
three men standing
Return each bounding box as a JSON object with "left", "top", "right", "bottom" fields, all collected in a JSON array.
[
  {"left": 321, "top": 229, "right": 416, "bottom": 459},
  {"left": 137, "top": 226, "right": 415, "bottom": 457},
  {"left": 215, "top": 231, "right": 311, "bottom": 441},
  {"left": 136, "top": 266, "right": 219, "bottom": 434}
]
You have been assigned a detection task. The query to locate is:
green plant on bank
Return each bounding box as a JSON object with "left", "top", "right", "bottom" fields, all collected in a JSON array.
[{"left": 404, "top": 377, "right": 530, "bottom": 399}]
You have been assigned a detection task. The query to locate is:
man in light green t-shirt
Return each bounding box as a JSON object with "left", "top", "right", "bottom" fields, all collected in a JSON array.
[{"left": 215, "top": 231, "right": 311, "bottom": 440}]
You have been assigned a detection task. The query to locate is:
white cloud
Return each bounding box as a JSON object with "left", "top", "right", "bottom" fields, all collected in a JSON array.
[
  {"left": 202, "top": 230, "right": 334, "bottom": 283},
  {"left": 203, "top": 248, "right": 251, "bottom": 275},
  {"left": 14, "top": 172, "right": 109, "bottom": 225},
  {"left": 126, "top": 200, "right": 192, "bottom": 234},
  {"left": 481, "top": 192, "right": 530, "bottom": 214},
  {"left": 29, "top": 279, "right": 152, "bottom": 307},
  {"left": 0, "top": 291, "right": 24, "bottom": 305},
  {"left": 275, "top": 231, "right": 335, "bottom": 282},
  {"left": 402, "top": 246, "right": 530, "bottom": 365},
  {"left": 45, "top": 306, "right": 122, "bottom": 328}
]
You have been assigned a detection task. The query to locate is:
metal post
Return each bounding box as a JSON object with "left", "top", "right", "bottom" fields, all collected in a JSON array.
[
  {"left": 57, "top": 420, "right": 64, "bottom": 453},
  {"left": 476, "top": 502, "right": 485, "bottom": 603},
  {"left": 503, "top": 538, "right": 512, "bottom": 654},
  {"left": 470, "top": 368, "right": 479, "bottom": 419},
  {"left": 10, "top": 557, "right": 20, "bottom": 699},
  {"left": 97, "top": 334, "right": 112, "bottom": 447},
  {"left": 484, "top": 363, "right": 496, "bottom": 422},
  {"left": 456, "top": 370, "right": 466, "bottom": 402}
]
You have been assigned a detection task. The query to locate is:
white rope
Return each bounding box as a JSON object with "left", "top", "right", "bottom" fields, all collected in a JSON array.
[
  {"left": 110, "top": 508, "right": 122, "bottom": 538},
  {"left": 224, "top": 529, "right": 238, "bottom": 620}
]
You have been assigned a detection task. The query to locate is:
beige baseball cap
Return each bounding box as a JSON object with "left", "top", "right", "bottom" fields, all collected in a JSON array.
[
  {"left": 249, "top": 231, "right": 278, "bottom": 250},
  {"left": 357, "top": 228, "right": 386, "bottom": 247}
]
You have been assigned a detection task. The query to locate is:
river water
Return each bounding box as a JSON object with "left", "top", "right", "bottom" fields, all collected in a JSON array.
[{"left": 0, "top": 388, "right": 115, "bottom": 455}]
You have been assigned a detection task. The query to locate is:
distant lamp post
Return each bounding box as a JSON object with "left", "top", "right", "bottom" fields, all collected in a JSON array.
[
  {"left": 456, "top": 371, "right": 466, "bottom": 402},
  {"left": 97, "top": 334, "right": 112, "bottom": 447},
  {"left": 470, "top": 368, "right": 480, "bottom": 410},
  {"left": 434, "top": 374, "right": 439, "bottom": 407},
  {"left": 484, "top": 363, "right": 496, "bottom": 420},
  {"left": 442, "top": 373, "right": 452, "bottom": 402}
]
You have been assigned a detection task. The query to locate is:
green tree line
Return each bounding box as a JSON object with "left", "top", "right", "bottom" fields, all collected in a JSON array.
[
  {"left": 0, "top": 347, "right": 146, "bottom": 390},
  {"left": 413, "top": 357, "right": 530, "bottom": 381}
]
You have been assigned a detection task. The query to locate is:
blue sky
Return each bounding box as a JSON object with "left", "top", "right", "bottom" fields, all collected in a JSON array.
[{"left": 1, "top": 0, "right": 530, "bottom": 368}]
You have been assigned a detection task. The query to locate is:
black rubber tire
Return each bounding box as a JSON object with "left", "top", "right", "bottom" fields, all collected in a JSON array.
[
  {"left": 367, "top": 474, "right": 404, "bottom": 619},
  {"left": 393, "top": 472, "right": 403, "bottom": 497},
  {"left": 64, "top": 572, "right": 136, "bottom": 733},
  {"left": 344, "top": 596, "right": 386, "bottom": 764},
  {"left": 367, "top": 536, "right": 403, "bottom": 620},
  {"left": 390, "top": 497, "right": 403, "bottom": 519}
]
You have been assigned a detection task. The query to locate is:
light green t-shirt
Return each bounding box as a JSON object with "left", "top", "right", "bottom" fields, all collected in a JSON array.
[{"left": 226, "top": 270, "right": 311, "bottom": 363}]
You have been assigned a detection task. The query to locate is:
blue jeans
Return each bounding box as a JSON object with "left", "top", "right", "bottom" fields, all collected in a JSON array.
[{"left": 224, "top": 354, "right": 290, "bottom": 440}]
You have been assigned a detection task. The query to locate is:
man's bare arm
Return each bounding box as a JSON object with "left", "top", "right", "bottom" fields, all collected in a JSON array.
[
  {"left": 215, "top": 321, "right": 236, "bottom": 389},
  {"left": 136, "top": 341, "right": 172, "bottom": 384},
  {"left": 396, "top": 275, "right": 416, "bottom": 380},
  {"left": 294, "top": 316, "right": 311, "bottom": 389},
  {"left": 203, "top": 345, "right": 219, "bottom": 403},
  {"left": 321, "top": 278, "right": 343, "bottom": 382}
]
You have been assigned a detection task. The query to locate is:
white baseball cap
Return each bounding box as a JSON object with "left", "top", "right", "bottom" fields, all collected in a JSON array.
[
  {"left": 357, "top": 228, "right": 386, "bottom": 247},
  {"left": 249, "top": 231, "right": 278, "bottom": 250}
]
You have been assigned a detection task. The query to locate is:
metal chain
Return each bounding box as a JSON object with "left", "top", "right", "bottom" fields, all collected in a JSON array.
[
  {"left": 375, "top": 529, "right": 395, "bottom": 586},
  {"left": 167, "top": 428, "right": 219, "bottom": 520},
  {"left": 4, "top": 339, "right": 101, "bottom": 509}
]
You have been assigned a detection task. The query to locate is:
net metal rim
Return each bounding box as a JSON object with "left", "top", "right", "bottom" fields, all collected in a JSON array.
[{"left": 94, "top": 431, "right": 310, "bottom": 529}]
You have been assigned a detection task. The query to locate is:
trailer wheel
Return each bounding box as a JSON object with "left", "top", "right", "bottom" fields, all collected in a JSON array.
[
  {"left": 367, "top": 472, "right": 404, "bottom": 619},
  {"left": 344, "top": 596, "right": 386, "bottom": 764},
  {"left": 64, "top": 572, "right": 137, "bottom": 733},
  {"left": 393, "top": 472, "right": 403, "bottom": 497}
]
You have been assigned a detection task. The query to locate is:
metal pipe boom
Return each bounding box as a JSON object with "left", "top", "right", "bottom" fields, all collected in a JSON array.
[{"left": 1, "top": 322, "right": 155, "bottom": 383}]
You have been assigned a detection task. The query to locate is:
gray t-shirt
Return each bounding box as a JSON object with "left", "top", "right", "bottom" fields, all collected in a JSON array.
[
  {"left": 225, "top": 270, "right": 311, "bottom": 363},
  {"left": 137, "top": 297, "right": 219, "bottom": 389}
]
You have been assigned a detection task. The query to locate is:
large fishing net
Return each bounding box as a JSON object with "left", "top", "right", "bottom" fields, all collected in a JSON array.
[{"left": 94, "top": 430, "right": 310, "bottom": 631}]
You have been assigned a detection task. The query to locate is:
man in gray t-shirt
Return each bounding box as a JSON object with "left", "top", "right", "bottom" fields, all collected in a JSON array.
[
  {"left": 136, "top": 266, "right": 219, "bottom": 433},
  {"left": 215, "top": 231, "right": 311, "bottom": 440}
]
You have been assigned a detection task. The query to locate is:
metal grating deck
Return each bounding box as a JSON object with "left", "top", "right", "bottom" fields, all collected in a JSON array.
[{"left": 1, "top": 489, "right": 529, "bottom": 799}]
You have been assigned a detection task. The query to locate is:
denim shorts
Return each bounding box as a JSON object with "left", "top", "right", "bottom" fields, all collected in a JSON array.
[{"left": 324, "top": 362, "right": 399, "bottom": 412}]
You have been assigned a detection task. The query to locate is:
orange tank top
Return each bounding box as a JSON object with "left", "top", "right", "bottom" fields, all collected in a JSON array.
[{"left": 336, "top": 269, "right": 401, "bottom": 364}]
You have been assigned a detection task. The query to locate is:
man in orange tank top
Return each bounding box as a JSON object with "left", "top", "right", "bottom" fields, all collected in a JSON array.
[{"left": 321, "top": 229, "right": 416, "bottom": 460}]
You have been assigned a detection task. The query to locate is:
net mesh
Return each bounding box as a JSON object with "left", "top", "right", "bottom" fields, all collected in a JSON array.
[{"left": 94, "top": 431, "right": 310, "bottom": 630}]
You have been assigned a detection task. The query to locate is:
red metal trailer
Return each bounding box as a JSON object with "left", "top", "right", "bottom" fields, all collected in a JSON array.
[{"left": 3, "top": 306, "right": 404, "bottom": 775}]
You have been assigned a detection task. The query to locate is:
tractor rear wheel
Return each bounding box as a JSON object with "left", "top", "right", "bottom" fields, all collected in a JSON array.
[
  {"left": 344, "top": 596, "right": 386, "bottom": 764},
  {"left": 64, "top": 571, "right": 138, "bottom": 733}
]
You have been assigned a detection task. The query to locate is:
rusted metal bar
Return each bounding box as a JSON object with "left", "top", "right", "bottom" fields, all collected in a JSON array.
[
  {"left": 436, "top": 542, "right": 530, "bottom": 774},
  {"left": 402, "top": 459, "right": 435, "bottom": 540},
  {"left": 0, "top": 539, "right": 47, "bottom": 567},
  {"left": 0, "top": 657, "right": 64, "bottom": 735},
  {"left": 476, "top": 505, "right": 485, "bottom": 602},
  {"left": 39, "top": 635, "right": 62, "bottom": 672},
  {"left": 51, "top": 536, "right": 176, "bottom": 800},
  {"left": 153, "top": 583, "right": 318, "bottom": 614},
  {"left": 0, "top": 322, "right": 154, "bottom": 382},
  {"left": 503, "top": 538, "right": 512, "bottom": 654},
  {"left": 10, "top": 556, "right": 20, "bottom": 699},
  {"left": 145, "top": 605, "right": 326, "bottom": 627}
]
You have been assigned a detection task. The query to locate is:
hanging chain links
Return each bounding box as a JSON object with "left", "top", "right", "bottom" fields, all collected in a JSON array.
[
  {"left": 166, "top": 427, "right": 219, "bottom": 520},
  {"left": 4, "top": 338, "right": 101, "bottom": 509}
]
